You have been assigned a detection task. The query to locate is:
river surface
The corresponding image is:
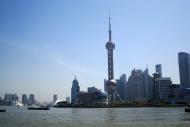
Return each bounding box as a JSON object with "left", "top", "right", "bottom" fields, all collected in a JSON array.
[{"left": 0, "top": 106, "right": 190, "bottom": 127}]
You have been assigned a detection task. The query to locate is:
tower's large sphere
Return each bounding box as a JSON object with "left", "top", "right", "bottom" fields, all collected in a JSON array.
[
  {"left": 106, "top": 42, "right": 115, "bottom": 50},
  {"left": 106, "top": 79, "right": 117, "bottom": 90}
]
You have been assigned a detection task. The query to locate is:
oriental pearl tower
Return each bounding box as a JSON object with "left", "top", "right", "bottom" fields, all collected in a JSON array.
[{"left": 105, "top": 13, "right": 117, "bottom": 103}]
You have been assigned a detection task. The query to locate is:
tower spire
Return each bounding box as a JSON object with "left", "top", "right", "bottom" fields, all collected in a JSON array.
[{"left": 108, "top": 10, "right": 112, "bottom": 42}]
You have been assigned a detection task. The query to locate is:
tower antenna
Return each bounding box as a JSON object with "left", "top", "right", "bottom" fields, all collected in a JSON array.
[{"left": 108, "top": 9, "right": 112, "bottom": 42}]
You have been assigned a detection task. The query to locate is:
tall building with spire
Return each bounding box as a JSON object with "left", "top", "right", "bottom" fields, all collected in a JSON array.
[
  {"left": 71, "top": 76, "right": 80, "bottom": 104},
  {"left": 105, "top": 13, "right": 117, "bottom": 103}
]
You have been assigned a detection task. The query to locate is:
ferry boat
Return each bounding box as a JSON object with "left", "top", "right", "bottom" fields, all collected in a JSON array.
[
  {"left": 28, "top": 106, "right": 49, "bottom": 110},
  {"left": 0, "top": 109, "right": 6, "bottom": 112},
  {"left": 185, "top": 104, "right": 190, "bottom": 112}
]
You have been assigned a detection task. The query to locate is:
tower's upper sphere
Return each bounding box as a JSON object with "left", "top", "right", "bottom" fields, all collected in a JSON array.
[{"left": 106, "top": 41, "right": 115, "bottom": 50}]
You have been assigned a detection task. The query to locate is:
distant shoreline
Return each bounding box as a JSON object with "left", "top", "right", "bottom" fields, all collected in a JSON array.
[
  {"left": 53, "top": 104, "right": 186, "bottom": 108},
  {"left": 0, "top": 103, "right": 186, "bottom": 108}
]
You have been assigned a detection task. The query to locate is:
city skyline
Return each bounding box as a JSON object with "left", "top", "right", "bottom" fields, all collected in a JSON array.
[{"left": 1, "top": 0, "right": 190, "bottom": 102}]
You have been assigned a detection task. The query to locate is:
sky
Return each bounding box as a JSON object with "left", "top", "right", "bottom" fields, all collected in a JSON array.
[{"left": 0, "top": 0, "right": 190, "bottom": 102}]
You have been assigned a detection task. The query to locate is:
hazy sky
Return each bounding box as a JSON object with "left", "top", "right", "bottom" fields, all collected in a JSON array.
[{"left": 1, "top": 0, "right": 190, "bottom": 102}]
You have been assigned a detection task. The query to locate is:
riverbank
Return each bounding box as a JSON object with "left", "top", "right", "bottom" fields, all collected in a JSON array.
[{"left": 54, "top": 103, "right": 186, "bottom": 108}]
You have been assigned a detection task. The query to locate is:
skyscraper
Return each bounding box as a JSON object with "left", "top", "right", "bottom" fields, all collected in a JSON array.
[
  {"left": 4, "top": 93, "right": 18, "bottom": 105},
  {"left": 116, "top": 74, "right": 127, "bottom": 100},
  {"left": 178, "top": 52, "right": 190, "bottom": 88},
  {"left": 53, "top": 94, "right": 57, "bottom": 104},
  {"left": 154, "top": 77, "right": 172, "bottom": 101},
  {"left": 22, "top": 94, "right": 28, "bottom": 106},
  {"left": 71, "top": 76, "right": 80, "bottom": 104},
  {"left": 125, "top": 68, "right": 153, "bottom": 101},
  {"left": 105, "top": 13, "right": 117, "bottom": 103},
  {"left": 127, "top": 69, "right": 144, "bottom": 101},
  {"left": 156, "top": 64, "right": 162, "bottom": 78},
  {"left": 143, "top": 69, "right": 154, "bottom": 99},
  {"left": 28, "top": 94, "right": 35, "bottom": 106},
  {"left": 66, "top": 97, "right": 70, "bottom": 104}
]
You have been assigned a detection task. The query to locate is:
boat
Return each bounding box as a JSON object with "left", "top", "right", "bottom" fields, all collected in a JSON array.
[
  {"left": 0, "top": 109, "right": 6, "bottom": 112},
  {"left": 185, "top": 104, "right": 190, "bottom": 112},
  {"left": 28, "top": 106, "right": 50, "bottom": 110}
]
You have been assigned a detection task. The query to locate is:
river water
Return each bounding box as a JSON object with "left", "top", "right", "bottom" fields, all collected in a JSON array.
[{"left": 0, "top": 106, "right": 190, "bottom": 127}]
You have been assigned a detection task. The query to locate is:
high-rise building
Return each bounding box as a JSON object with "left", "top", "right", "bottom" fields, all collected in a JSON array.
[
  {"left": 178, "top": 52, "right": 190, "bottom": 88},
  {"left": 28, "top": 94, "right": 35, "bottom": 106},
  {"left": 66, "top": 97, "right": 70, "bottom": 104},
  {"left": 154, "top": 77, "right": 172, "bottom": 101},
  {"left": 71, "top": 76, "right": 80, "bottom": 104},
  {"left": 153, "top": 72, "right": 160, "bottom": 99},
  {"left": 4, "top": 93, "right": 8, "bottom": 101},
  {"left": 156, "top": 64, "right": 162, "bottom": 78},
  {"left": 105, "top": 13, "right": 117, "bottom": 103},
  {"left": 4, "top": 93, "right": 18, "bottom": 105},
  {"left": 126, "top": 68, "right": 153, "bottom": 101},
  {"left": 127, "top": 69, "right": 144, "bottom": 101},
  {"left": 116, "top": 74, "right": 127, "bottom": 101},
  {"left": 143, "top": 69, "right": 154, "bottom": 99},
  {"left": 53, "top": 94, "right": 57, "bottom": 104},
  {"left": 22, "top": 94, "right": 28, "bottom": 106},
  {"left": 153, "top": 65, "right": 175, "bottom": 101}
]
